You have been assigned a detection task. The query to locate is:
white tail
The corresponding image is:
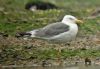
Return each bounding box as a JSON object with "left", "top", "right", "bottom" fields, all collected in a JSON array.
[{"left": 27, "top": 30, "right": 37, "bottom": 37}]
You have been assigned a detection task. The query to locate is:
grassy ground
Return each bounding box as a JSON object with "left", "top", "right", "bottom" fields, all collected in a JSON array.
[{"left": 0, "top": 0, "right": 100, "bottom": 65}]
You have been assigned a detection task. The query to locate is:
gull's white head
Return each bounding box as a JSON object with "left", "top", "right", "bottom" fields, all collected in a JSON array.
[{"left": 62, "top": 15, "right": 83, "bottom": 24}]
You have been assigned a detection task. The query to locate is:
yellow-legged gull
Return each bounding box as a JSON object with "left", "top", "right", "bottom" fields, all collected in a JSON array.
[{"left": 26, "top": 15, "right": 83, "bottom": 42}]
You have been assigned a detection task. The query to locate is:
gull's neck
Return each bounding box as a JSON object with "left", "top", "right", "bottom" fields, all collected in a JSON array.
[{"left": 61, "top": 20, "right": 78, "bottom": 37}]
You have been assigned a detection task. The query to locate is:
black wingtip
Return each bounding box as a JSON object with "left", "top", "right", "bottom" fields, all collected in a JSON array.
[{"left": 15, "top": 32, "right": 31, "bottom": 38}]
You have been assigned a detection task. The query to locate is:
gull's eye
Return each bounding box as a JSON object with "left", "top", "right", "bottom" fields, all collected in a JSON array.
[{"left": 69, "top": 18, "right": 74, "bottom": 20}]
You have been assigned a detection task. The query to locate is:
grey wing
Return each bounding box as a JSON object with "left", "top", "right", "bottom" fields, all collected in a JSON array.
[{"left": 35, "top": 22, "right": 70, "bottom": 37}]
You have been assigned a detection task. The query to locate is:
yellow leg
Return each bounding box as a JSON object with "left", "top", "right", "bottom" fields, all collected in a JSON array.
[{"left": 57, "top": 47, "right": 62, "bottom": 66}]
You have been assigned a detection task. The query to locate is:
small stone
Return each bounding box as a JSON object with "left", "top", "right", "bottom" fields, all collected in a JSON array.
[{"left": 85, "top": 57, "right": 91, "bottom": 65}]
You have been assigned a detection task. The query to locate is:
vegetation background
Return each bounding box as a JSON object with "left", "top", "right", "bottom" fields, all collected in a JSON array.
[{"left": 0, "top": 0, "right": 100, "bottom": 65}]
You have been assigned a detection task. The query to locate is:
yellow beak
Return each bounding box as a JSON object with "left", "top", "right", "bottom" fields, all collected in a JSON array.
[{"left": 76, "top": 19, "right": 83, "bottom": 24}]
